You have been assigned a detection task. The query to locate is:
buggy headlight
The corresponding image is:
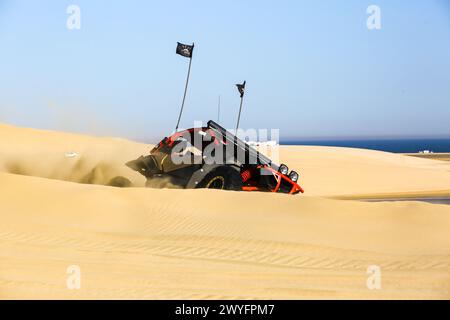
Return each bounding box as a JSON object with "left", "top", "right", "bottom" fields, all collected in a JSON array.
[
  {"left": 289, "top": 171, "right": 299, "bottom": 182},
  {"left": 279, "top": 164, "right": 289, "bottom": 175}
]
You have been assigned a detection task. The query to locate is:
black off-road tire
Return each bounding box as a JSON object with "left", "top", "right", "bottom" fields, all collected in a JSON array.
[{"left": 196, "top": 166, "right": 243, "bottom": 191}]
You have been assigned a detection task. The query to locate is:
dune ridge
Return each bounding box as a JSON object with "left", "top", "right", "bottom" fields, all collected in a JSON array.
[{"left": 2, "top": 122, "right": 450, "bottom": 197}]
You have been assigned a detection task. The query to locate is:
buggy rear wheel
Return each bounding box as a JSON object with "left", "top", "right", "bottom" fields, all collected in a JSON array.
[{"left": 205, "top": 176, "right": 225, "bottom": 189}]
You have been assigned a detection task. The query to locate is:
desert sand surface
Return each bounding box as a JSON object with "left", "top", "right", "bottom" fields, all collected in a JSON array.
[{"left": 1, "top": 123, "right": 450, "bottom": 299}]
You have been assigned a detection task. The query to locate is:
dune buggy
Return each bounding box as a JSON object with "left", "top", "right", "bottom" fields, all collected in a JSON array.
[{"left": 127, "top": 120, "right": 304, "bottom": 194}]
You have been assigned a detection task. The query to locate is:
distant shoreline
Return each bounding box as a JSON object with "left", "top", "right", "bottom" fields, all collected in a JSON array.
[{"left": 280, "top": 138, "right": 450, "bottom": 153}]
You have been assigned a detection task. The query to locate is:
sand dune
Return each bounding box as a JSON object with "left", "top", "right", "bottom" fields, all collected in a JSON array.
[
  {"left": 0, "top": 123, "right": 148, "bottom": 187},
  {"left": 1, "top": 123, "right": 450, "bottom": 299},
  {"left": 279, "top": 145, "right": 450, "bottom": 197}
]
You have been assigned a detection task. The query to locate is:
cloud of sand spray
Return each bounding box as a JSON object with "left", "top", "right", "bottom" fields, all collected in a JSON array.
[{"left": 3, "top": 155, "right": 135, "bottom": 188}]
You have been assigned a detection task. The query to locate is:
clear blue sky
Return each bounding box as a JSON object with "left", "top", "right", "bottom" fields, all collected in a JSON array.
[{"left": 0, "top": 0, "right": 449, "bottom": 141}]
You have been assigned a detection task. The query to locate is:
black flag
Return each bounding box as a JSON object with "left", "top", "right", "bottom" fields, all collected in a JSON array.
[
  {"left": 236, "top": 81, "right": 246, "bottom": 98},
  {"left": 176, "top": 42, "right": 194, "bottom": 58}
]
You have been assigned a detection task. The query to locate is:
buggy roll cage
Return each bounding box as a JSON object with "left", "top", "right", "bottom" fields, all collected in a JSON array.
[{"left": 206, "top": 120, "right": 279, "bottom": 170}]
